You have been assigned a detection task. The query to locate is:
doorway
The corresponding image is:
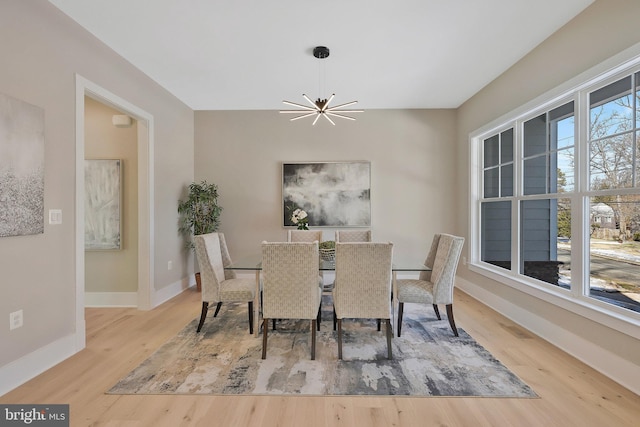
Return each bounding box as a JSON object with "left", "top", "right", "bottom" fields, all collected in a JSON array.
[{"left": 74, "top": 75, "right": 154, "bottom": 348}]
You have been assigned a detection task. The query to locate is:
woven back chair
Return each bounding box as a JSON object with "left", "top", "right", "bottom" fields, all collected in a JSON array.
[
  {"left": 333, "top": 242, "right": 394, "bottom": 359},
  {"left": 261, "top": 241, "right": 322, "bottom": 359}
]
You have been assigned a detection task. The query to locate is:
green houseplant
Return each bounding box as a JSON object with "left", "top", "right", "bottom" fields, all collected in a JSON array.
[
  {"left": 319, "top": 240, "right": 336, "bottom": 262},
  {"left": 178, "top": 181, "right": 223, "bottom": 290}
]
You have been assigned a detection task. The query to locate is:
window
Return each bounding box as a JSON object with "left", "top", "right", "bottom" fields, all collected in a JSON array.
[
  {"left": 587, "top": 74, "right": 640, "bottom": 310},
  {"left": 472, "top": 64, "right": 640, "bottom": 323},
  {"left": 481, "top": 129, "right": 513, "bottom": 271},
  {"left": 483, "top": 129, "right": 514, "bottom": 198}
]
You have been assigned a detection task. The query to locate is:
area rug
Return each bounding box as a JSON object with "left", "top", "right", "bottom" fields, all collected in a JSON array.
[{"left": 108, "top": 298, "right": 537, "bottom": 397}]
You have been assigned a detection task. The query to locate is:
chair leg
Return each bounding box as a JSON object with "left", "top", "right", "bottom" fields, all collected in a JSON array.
[
  {"left": 433, "top": 304, "right": 441, "bottom": 320},
  {"left": 248, "top": 301, "right": 254, "bottom": 334},
  {"left": 397, "top": 302, "right": 404, "bottom": 337},
  {"left": 446, "top": 304, "right": 459, "bottom": 337},
  {"left": 196, "top": 302, "right": 209, "bottom": 333},
  {"left": 272, "top": 319, "right": 276, "bottom": 330},
  {"left": 337, "top": 319, "right": 343, "bottom": 360},
  {"left": 333, "top": 307, "right": 337, "bottom": 331},
  {"left": 385, "top": 319, "right": 393, "bottom": 359},
  {"left": 377, "top": 319, "right": 381, "bottom": 331},
  {"left": 261, "top": 319, "right": 269, "bottom": 359},
  {"left": 317, "top": 306, "right": 321, "bottom": 331},
  {"left": 311, "top": 320, "right": 317, "bottom": 360},
  {"left": 213, "top": 302, "right": 223, "bottom": 317}
]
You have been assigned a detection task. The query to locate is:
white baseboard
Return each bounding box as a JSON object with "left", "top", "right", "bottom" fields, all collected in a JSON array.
[
  {"left": 456, "top": 276, "right": 640, "bottom": 396},
  {"left": 85, "top": 292, "right": 137, "bottom": 307},
  {"left": 153, "top": 275, "right": 195, "bottom": 308},
  {"left": 0, "top": 276, "right": 197, "bottom": 397},
  {"left": 0, "top": 332, "right": 80, "bottom": 397}
]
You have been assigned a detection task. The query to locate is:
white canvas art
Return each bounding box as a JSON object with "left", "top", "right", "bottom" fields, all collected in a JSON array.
[
  {"left": 0, "top": 92, "right": 45, "bottom": 237},
  {"left": 85, "top": 159, "right": 122, "bottom": 250},
  {"left": 283, "top": 162, "right": 371, "bottom": 227}
]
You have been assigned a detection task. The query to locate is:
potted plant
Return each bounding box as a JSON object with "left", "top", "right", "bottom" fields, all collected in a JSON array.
[
  {"left": 178, "top": 180, "right": 223, "bottom": 290},
  {"left": 319, "top": 240, "right": 336, "bottom": 262}
]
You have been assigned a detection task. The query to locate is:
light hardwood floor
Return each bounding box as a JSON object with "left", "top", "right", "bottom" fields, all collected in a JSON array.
[{"left": 2, "top": 287, "right": 639, "bottom": 427}]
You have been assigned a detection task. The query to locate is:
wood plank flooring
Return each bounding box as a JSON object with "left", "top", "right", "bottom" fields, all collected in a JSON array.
[{"left": 2, "top": 287, "right": 639, "bottom": 427}]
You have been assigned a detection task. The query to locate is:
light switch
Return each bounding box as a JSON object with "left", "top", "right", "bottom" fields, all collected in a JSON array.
[{"left": 49, "top": 209, "right": 62, "bottom": 225}]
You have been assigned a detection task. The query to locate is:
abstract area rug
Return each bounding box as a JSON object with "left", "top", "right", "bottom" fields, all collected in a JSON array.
[{"left": 108, "top": 299, "right": 537, "bottom": 397}]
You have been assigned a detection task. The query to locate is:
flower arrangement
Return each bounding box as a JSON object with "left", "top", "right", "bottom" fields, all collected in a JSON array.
[{"left": 291, "top": 208, "right": 309, "bottom": 230}]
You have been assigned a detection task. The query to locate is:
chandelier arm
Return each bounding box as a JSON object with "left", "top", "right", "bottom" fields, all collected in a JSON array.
[
  {"left": 326, "top": 100, "right": 359, "bottom": 110},
  {"left": 312, "top": 113, "right": 322, "bottom": 125},
  {"left": 282, "top": 100, "right": 316, "bottom": 111},
  {"left": 290, "top": 112, "right": 319, "bottom": 121},
  {"left": 325, "top": 112, "right": 357, "bottom": 121},
  {"left": 280, "top": 110, "right": 318, "bottom": 114},
  {"left": 325, "top": 108, "right": 363, "bottom": 113},
  {"left": 323, "top": 114, "right": 336, "bottom": 125},
  {"left": 302, "top": 94, "right": 320, "bottom": 109},
  {"left": 322, "top": 94, "right": 335, "bottom": 111}
]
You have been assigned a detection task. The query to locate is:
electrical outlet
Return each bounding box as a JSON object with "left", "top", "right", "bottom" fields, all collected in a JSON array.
[
  {"left": 462, "top": 256, "right": 467, "bottom": 266},
  {"left": 10, "top": 310, "right": 23, "bottom": 330},
  {"left": 168, "top": 260, "right": 173, "bottom": 270}
]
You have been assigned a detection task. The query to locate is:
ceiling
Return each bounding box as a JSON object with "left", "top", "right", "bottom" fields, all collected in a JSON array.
[{"left": 49, "top": 0, "right": 594, "bottom": 111}]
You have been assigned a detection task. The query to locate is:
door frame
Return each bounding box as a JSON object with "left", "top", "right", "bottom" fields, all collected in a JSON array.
[{"left": 74, "top": 75, "right": 154, "bottom": 348}]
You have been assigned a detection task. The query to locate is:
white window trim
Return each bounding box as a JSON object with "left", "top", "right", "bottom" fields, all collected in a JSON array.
[{"left": 469, "top": 42, "right": 640, "bottom": 340}]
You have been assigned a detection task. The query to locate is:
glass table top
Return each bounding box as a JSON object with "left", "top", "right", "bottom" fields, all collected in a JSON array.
[{"left": 225, "top": 254, "right": 430, "bottom": 272}]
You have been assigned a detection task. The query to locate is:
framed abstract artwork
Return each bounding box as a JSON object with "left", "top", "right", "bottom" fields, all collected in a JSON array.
[
  {"left": 0, "top": 92, "right": 45, "bottom": 237},
  {"left": 283, "top": 161, "right": 371, "bottom": 227},
  {"left": 85, "top": 159, "right": 122, "bottom": 250}
]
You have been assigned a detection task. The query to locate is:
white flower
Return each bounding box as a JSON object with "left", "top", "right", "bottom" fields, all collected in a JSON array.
[
  {"left": 291, "top": 208, "right": 308, "bottom": 225},
  {"left": 291, "top": 209, "right": 298, "bottom": 223}
]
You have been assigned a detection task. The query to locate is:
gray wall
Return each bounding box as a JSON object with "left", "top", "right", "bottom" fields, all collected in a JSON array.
[
  {"left": 456, "top": 0, "right": 640, "bottom": 389},
  {"left": 194, "top": 109, "right": 457, "bottom": 265},
  {"left": 0, "top": 1, "right": 194, "bottom": 371}
]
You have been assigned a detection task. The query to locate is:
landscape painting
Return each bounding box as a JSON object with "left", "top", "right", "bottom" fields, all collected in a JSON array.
[
  {"left": 85, "top": 159, "right": 122, "bottom": 250},
  {"left": 0, "top": 92, "right": 45, "bottom": 237},
  {"left": 283, "top": 162, "right": 371, "bottom": 227}
]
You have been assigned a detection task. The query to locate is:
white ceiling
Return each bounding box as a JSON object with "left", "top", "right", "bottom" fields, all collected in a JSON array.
[{"left": 49, "top": 0, "right": 594, "bottom": 111}]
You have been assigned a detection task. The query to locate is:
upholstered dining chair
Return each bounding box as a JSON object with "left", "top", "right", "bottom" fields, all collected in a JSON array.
[
  {"left": 289, "top": 229, "right": 325, "bottom": 286},
  {"left": 330, "top": 229, "right": 372, "bottom": 294},
  {"left": 288, "top": 229, "right": 322, "bottom": 242},
  {"left": 395, "top": 233, "right": 464, "bottom": 337},
  {"left": 194, "top": 232, "right": 256, "bottom": 334},
  {"left": 261, "top": 241, "right": 323, "bottom": 360},
  {"left": 333, "top": 242, "right": 394, "bottom": 360},
  {"left": 335, "top": 229, "right": 372, "bottom": 242}
]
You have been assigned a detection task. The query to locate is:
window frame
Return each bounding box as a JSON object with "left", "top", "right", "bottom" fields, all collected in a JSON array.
[{"left": 469, "top": 51, "right": 640, "bottom": 340}]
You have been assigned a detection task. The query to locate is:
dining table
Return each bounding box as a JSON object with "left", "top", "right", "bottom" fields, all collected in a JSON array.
[{"left": 225, "top": 254, "right": 431, "bottom": 337}]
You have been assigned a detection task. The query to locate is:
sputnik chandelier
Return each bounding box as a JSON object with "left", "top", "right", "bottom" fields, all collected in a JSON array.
[{"left": 280, "top": 46, "right": 363, "bottom": 125}]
